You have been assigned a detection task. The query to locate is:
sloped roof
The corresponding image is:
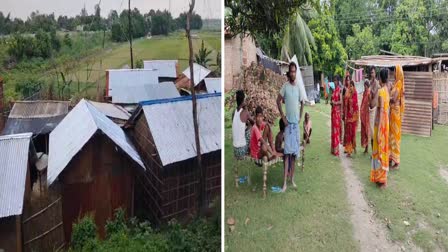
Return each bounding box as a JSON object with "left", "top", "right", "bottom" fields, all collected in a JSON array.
[
  {"left": 0, "top": 133, "right": 33, "bottom": 218},
  {"left": 140, "top": 93, "right": 221, "bottom": 166},
  {"left": 107, "top": 69, "right": 159, "bottom": 102},
  {"left": 182, "top": 63, "right": 211, "bottom": 86},
  {"left": 88, "top": 101, "right": 131, "bottom": 121},
  {"left": 204, "top": 78, "right": 221, "bottom": 93},
  {"left": 350, "top": 55, "right": 433, "bottom": 67},
  {"left": 143, "top": 60, "right": 178, "bottom": 78},
  {"left": 47, "top": 99, "right": 145, "bottom": 185},
  {"left": 110, "top": 83, "right": 180, "bottom": 104},
  {"left": 3, "top": 101, "right": 69, "bottom": 135}
]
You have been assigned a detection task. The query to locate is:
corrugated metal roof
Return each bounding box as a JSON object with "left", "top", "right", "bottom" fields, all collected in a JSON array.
[
  {"left": 204, "top": 78, "right": 221, "bottom": 93},
  {"left": 88, "top": 101, "right": 131, "bottom": 120},
  {"left": 350, "top": 55, "right": 433, "bottom": 67},
  {"left": 8, "top": 101, "right": 69, "bottom": 119},
  {"left": 141, "top": 93, "right": 221, "bottom": 166},
  {"left": 111, "top": 82, "right": 180, "bottom": 104},
  {"left": 144, "top": 60, "right": 178, "bottom": 78},
  {"left": 2, "top": 101, "right": 70, "bottom": 135},
  {"left": 182, "top": 63, "right": 211, "bottom": 85},
  {"left": 0, "top": 133, "right": 33, "bottom": 218},
  {"left": 108, "top": 69, "right": 159, "bottom": 100},
  {"left": 47, "top": 99, "right": 145, "bottom": 185}
]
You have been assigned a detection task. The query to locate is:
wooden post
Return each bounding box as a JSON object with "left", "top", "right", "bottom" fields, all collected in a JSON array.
[
  {"left": 128, "top": 0, "right": 134, "bottom": 69},
  {"left": 262, "top": 156, "right": 268, "bottom": 198},
  {"left": 0, "top": 76, "right": 4, "bottom": 132},
  {"left": 186, "top": 0, "right": 205, "bottom": 212},
  {"left": 234, "top": 161, "right": 239, "bottom": 188}
]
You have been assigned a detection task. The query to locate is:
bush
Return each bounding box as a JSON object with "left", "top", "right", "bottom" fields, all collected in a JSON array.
[
  {"left": 105, "top": 208, "right": 128, "bottom": 238},
  {"left": 135, "top": 59, "right": 143, "bottom": 69},
  {"left": 71, "top": 215, "right": 97, "bottom": 251}
]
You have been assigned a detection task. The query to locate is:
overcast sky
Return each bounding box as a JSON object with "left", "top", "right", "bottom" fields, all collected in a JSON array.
[{"left": 1, "top": 0, "right": 221, "bottom": 20}]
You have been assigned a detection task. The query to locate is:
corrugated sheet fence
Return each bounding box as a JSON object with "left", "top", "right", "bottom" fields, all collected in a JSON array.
[
  {"left": 433, "top": 72, "right": 448, "bottom": 125},
  {"left": 22, "top": 184, "right": 64, "bottom": 252}
]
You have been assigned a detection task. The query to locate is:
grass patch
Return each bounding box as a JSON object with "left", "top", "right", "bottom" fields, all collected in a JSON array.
[
  {"left": 224, "top": 103, "right": 358, "bottom": 251},
  {"left": 334, "top": 107, "right": 448, "bottom": 251}
]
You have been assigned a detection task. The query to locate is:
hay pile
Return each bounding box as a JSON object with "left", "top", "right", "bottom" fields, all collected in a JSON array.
[{"left": 226, "top": 62, "right": 287, "bottom": 124}]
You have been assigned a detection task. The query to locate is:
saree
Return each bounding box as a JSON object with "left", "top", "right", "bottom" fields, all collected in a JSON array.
[
  {"left": 344, "top": 86, "right": 359, "bottom": 154},
  {"left": 389, "top": 65, "right": 405, "bottom": 165},
  {"left": 360, "top": 87, "right": 370, "bottom": 148},
  {"left": 331, "top": 85, "right": 342, "bottom": 156},
  {"left": 371, "top": 86, "right": 390, "bottom": 184}
]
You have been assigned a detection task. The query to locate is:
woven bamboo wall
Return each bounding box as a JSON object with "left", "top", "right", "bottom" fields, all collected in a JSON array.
[{"left": 433, "top": 72, "right": 448, "bottom": 125}]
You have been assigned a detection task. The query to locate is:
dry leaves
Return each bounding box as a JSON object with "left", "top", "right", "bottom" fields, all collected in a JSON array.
[{"left": 226, "top": 62, "right": 287, "bottom": 124}]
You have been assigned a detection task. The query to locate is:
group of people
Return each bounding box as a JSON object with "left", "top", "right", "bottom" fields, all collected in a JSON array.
[
  {"left": 330, "top": 65, "right": 405, "bottom": 188},
  {"left": 232, "top": 62, "right": 311, "bottom": 192}
]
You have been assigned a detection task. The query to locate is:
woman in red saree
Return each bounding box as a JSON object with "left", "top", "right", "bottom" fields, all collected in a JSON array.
[
  {"left": 344, "top": 80, "right": 359, "bottom": 156},
  {"left": 331, "top": 75, "right": 342, "bottom": 156},
  {"left": 360, "top": 80, "right": 370, "bottom": 153}
]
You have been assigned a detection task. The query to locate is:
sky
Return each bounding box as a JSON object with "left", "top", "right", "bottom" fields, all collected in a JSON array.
[{"left": 1, "top": 0, "right": 221, "bottom": 20}]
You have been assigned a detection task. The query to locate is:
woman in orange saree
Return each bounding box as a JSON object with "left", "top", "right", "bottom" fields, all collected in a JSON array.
[
  {"left": 371, "top": 68, "right": 390, "bottom": 188},
  {"left": 331, "top": 76, "right": 342, "bottom": 156},
  {"left": 344, "top": 80, "right": 359, "bottom": 156},
  {"left": 360, "top": 80, "right": 370, "bottom": 153},
  {"left": 389, "top": 64, "right": 404, "bottom": 169}
]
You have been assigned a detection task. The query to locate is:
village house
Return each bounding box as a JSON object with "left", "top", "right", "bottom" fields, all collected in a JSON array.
[
  {"left": 176, "top": 63, "right": 213, "bottom": 94},
  {"left": 126, "top": 93, "right": 221, "bottom": 225},
  {"left": 47, "top": 99, "right": 145, "bottom": 242},
  {"left": 2, "top": 101, "right": 69, "bottom": 153},
  {"left": 0, "top": 133, "right": 35, "bottom": 252}
]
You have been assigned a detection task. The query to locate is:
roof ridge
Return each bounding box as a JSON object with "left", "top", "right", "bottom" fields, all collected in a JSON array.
[
  {"left": 0, "top": 132, "right": 33, "bottom": 140},
  {"left": 139, "top": 92, "right": 221, "bottom": 106}
]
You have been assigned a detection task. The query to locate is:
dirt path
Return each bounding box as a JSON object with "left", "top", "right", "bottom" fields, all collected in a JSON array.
[
  {"left": 314, "top": 107, "right": 410, "bottom": 251},
  {"left": 338, "top": 146, "right": 404, "bottom": 252},
  {"left": 440, "top": 166, "right": 448, "bottom": 184}
]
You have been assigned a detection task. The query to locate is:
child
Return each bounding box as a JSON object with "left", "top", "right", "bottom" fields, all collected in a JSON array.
[
  {"left": 232, "top": 90, "right": 254, "bottom": 160},
  {"left": 250, "top": 106, "right": 277, "bottom": 160},
  {"left": 303, "top": 112, "right": 312, "bottom": 144},
  {"left": 275, "top": 118, "right": 285, "bottom": 155}
]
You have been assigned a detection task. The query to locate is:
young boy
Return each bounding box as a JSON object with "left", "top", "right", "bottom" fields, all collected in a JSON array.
[
  {"left": 275, "top": 118, "right": 285, "bottom": 155},
  {"left": 303, "top": 112, "right": 312, "bottom": 144},
  {"left": 232, "top": 90, "right": 254, "bottom": 160},
  {"left": 250, "top": 106, "right": 277, "bottom": 160}
]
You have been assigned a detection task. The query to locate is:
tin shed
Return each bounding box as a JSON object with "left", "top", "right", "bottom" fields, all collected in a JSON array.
[
  {"left": 127, "top": 93, "right": 221, "bottom": 224},
  {"left": 47, "top": 99, "right": 145, "bottom": 242}
]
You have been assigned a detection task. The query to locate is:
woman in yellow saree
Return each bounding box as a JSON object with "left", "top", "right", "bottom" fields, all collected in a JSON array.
[
  {"left": 389, "top": 65, "right": 405, "bottom": 169},
  {"left": 371, "top": 68, "right": 390, "bottom": 188}
]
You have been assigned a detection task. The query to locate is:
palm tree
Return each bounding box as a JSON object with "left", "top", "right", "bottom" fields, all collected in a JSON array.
[
  {"left": 195, "top": 40, "right": 212, "bottom": 67},
  {"left": 281, "top": 7, "right": 316, "bottom": 66}
]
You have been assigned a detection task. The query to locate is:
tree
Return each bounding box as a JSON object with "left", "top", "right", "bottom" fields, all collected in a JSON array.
[
  {"left": 151, "top": 10, "right": 174, "bottom": 35},
  {"left": 195, "top": 40, "right": 212, "bottom": 67},
  {"left": 345, "top": 24, "right": 378, "bottom": 59},
  {"left": 281, "top": 7, "right": 316, "bottom": 65},
  {"left": 63, "top": 33, "right": 72, "bottom": 48},
  {"left": 176, "top": 12, "right": 202, "bottom": 30},
  {"left": 111, "top": 23, "right": 125, "bottom": 42},
  {"left": 308, "top": 3, "right": 347, "bottom": 76},
  {"left": 225, "top": 0, "right": 319, "bottom": 38}
]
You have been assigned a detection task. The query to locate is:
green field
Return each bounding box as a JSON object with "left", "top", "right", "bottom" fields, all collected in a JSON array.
[
  {"left": 224, "top": 104, "right": 358, "bottom": 251},
  {"left": 225, "top": 102, "right": 448, "bottom": 251},
  {"left": 0, "top": 30, "right": 220, "bottom": 102}
]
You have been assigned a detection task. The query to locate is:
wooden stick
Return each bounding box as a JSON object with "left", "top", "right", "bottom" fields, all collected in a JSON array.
[
  {"left": 24, "top": 222, "right": 63, "bottom": 245},
  {"left": 23, "top": 197, "right": 61, "bottom": 224}
]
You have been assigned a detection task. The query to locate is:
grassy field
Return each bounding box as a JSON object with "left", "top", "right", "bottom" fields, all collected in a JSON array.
[
  {"left": 225, "top": 101, "right": 448, "bottom": 251},
  {"left": 0, "top": 30, "right": 220, "bottom": 101},
  {"left": 349, "top": 120, "right": 448, "bottom": 251},
  {"left": 224, "top": 103, "right": 358, "bottom": 251}
]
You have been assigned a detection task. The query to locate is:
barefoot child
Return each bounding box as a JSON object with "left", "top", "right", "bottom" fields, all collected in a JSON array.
[
  {"left": 232, "top": 90, "right": 254, "bottom": 160},
  {"left": 275, "top": 118, "right": 285, "bottom": 154},
  {"left": 250, "top": 106, "right": 278, "bottom": 160},
  {"left": 303, "top": 112, "right": 312, "bottom": 144}
]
